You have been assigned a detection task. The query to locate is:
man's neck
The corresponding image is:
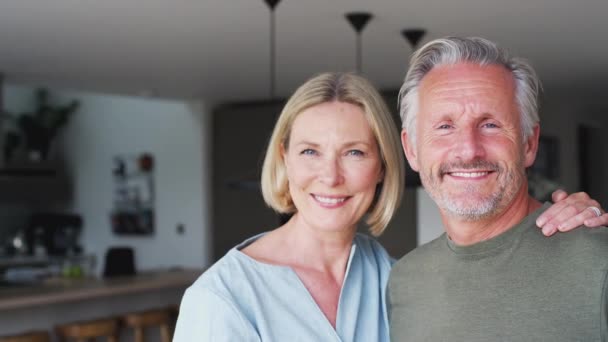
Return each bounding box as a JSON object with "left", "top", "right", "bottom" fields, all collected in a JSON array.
[{"left": 442, "top": 190, "right": 542, "bottom": 246}]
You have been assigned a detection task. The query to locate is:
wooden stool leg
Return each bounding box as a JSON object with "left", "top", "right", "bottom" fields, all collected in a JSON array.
[
  {"left": 134, "top": 327, "right": 144, "bottom": 342},
  {"left": 160, "top": 323, "right": 171, "bottom": 342},
  {"left": 56, "top": 317, "right": 119, "bottom": 342}
]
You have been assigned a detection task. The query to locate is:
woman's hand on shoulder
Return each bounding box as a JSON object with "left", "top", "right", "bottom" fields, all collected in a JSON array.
[{"left": 536, "top": 189, "right": 607, "bottom": 236}]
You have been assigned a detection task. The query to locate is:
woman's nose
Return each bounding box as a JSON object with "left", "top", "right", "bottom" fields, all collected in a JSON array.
[{"left": 318, "top": 156, "right": 344, "bottom": 186}]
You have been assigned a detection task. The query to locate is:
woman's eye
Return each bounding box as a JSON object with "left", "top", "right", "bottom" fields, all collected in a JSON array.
[
  {"left": 482, "top": 122, "right": 499, "bottom": 128},
  {"left": 300, "top": 149, "right": 316, "bottom": 156},
  {"left": 347, "top": 150, "right": 364, "bottom": 157},
  {"left": 438, "top": 124, "right": 452, "bottom": 129}
]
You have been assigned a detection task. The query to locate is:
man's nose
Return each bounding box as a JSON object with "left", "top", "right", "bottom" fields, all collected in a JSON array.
[{"left": 453, "top": 127, "right": 486, "bottom": 161}]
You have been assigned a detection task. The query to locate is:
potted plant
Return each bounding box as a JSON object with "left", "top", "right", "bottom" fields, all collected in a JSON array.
[{"left": 2, "top": 88, "right": 79, "bottom": 163}]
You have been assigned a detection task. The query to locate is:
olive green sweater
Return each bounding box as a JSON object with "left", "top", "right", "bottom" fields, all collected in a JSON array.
[{"left": 388, "top": 203, "right": 608, "bottom": 342}]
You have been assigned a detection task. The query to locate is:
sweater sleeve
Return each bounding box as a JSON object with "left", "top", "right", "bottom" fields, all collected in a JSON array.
[{"left": 174, "top": 286, "right": 260, "bottom": 342}]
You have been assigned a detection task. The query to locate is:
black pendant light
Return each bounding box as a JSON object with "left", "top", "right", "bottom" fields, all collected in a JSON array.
[
  {"left": 0, "top": 73, "right": 4, "bottom": 115},
  {"left": 263, "top": 0, "right": 282, "bottom": 98},
  {"left": 401, "top": 28, "right": 426, "bottom": 50},
  {"left": 345, "top": 12, "right": 373, "bottom": 73}
]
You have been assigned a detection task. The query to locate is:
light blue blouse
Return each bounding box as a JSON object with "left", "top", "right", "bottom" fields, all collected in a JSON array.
[{"left": 174, "top": 233, "right": 392, "bottom": 342}]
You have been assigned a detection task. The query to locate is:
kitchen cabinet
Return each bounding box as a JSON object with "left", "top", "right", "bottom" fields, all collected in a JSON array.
[{"left": 0, "top": 161, "right": 69, "bottom": 204}]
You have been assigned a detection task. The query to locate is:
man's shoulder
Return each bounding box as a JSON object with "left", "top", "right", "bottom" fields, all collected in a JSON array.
[
  {"left": 519, "top": 224, "right": 608, "bottom": 275},
  {"left": 546, "top": 225, "right": 608, "bottom": 255}
]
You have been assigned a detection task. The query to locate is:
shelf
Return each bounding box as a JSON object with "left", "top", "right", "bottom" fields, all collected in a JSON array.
[{"left": 0, "top": 161, "right": 70, "bottom": 203}]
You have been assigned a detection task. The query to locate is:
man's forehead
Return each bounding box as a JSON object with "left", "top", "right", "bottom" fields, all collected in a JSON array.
[
  {"left": 419, "top": 63, "right": 516, "bottom": 99},
  {"left": 421, "top": 62, "right": 513, "bottom": 85},
  {"left": 417, "top": 62, "right": 519, "bottom": 119}
]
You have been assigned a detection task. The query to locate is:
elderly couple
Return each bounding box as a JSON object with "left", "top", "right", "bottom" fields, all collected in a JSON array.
[{"left": 175, "top": 37, "right": 608, "bottom": 341}]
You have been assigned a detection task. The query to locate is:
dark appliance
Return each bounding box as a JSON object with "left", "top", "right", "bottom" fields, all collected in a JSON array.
[
  {"left": 25, "top": 213, "right": 82, "bottom": 256},
  {"left": 103, "top": 247, "right": 136, "bottom": 277}
]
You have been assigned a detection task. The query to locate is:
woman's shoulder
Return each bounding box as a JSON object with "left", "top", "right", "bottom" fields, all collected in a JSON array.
[
  {"left": 238, "top": 230, "right": 280, "bottom": 264},
  {"left": 189, "top": 252, "right": 242, "bottom": 292},
  {"left": 189, "top": 233, "right": 269, "bottom": 294},
  {"left": 354, "top": 232, "right": 387, "bottom": 251},
  {"left": 175, "top": 254, "right": 260, "bottom": 341},
  {"left": 354, "top": 233, "right": 394, "bottom": 266}
]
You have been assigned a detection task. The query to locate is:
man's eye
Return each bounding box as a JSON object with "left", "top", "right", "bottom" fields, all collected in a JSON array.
[
  {"left": 438, "top": 124, "right": 452, "bottom": 129},
  {"left": 482, "top": 123, "right": 499, "bottom": 128}
]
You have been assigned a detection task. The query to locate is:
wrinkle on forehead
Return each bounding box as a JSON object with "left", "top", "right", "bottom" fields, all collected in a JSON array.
[
  {"left": 421, "top": 63, "right": 514, "bottom": 92},
  {"left": 418, "top": 63, "right": 517, "bottom": 120}
]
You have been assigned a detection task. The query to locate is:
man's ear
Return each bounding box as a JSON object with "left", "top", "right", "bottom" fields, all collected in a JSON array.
[
  {"left": 401, "top": 130, "right": 419, "bottom": 172},
  {"left": 523, "top": 125, "right": 540, "bottom": 168}
]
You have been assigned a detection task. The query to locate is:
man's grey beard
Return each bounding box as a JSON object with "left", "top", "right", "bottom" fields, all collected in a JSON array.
[
  {"left": 435, "top": 182, "right": 506, "bottom": 221},
  {"left": 420, "top": 159, "right": 521, "bottom": 221}
]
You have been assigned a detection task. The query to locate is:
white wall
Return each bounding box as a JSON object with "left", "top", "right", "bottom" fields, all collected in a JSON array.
[{"left": 4, "top": 85, "right": 212, "bottom": 272}]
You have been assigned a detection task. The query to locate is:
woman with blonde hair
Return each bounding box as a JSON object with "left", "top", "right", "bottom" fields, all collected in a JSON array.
[{"left": 174, "top": 72, "right": 605, "bottom": 341}]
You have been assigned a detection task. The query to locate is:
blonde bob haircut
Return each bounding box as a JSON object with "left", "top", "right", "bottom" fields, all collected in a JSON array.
[{"left": 261, "top": 72, "right": 404, "bottom": 236}]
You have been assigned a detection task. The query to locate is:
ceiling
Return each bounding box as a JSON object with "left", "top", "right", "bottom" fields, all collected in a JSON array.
[{"left": 1, "top": 0, "right": 607, "bottom": 103}]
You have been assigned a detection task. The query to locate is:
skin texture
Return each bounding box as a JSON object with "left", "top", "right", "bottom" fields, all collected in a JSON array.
[{"left": 402, "top": 63, "right": 541, "bottom": 245}]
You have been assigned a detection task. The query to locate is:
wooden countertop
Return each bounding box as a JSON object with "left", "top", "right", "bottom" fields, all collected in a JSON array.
[{"left": 0, "top": 268, "right": 201, "bottom": 311}]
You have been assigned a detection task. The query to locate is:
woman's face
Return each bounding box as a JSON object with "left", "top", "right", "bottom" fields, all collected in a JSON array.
[{"left": 282, "top": 101, "right": 383, "bottom": 234}]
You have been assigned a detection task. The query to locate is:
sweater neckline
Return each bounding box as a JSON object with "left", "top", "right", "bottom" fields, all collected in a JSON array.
[{"left": 445, "top": 202, "right": 550, "bottom": 256}]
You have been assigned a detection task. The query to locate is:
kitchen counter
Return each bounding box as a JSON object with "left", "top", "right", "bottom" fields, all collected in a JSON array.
[{"left": 0, "top": 268, "right": 201, "bottom": 311}]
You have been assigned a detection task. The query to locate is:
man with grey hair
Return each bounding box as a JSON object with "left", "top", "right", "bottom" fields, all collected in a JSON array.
[{"left": 388, "top": 37, "right": 608, "bottom": 341}]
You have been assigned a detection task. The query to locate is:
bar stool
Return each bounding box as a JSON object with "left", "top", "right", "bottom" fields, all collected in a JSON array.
[
  {"left": 0, "top": 331, "right": 50, "bottom": 342},
  {"left": 122, "top": 308, "right": 172, "bottom": 342},
  {"left": 55, "top": 318, "right": 119, "bottom": 342}
]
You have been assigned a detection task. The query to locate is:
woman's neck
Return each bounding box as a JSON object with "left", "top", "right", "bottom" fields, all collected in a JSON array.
[{"left": 280, "top": 214, "right": 356, "bottom": 274}]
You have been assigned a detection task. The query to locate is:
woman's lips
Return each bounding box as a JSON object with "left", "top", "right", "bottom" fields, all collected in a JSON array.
[{"left": 311, "top": 194, "right": 350, "bottom": 207}]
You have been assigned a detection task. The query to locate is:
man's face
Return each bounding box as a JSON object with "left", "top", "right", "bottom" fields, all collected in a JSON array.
[{"left": 401, "top": 63, "right": 539, "bottom": 220}]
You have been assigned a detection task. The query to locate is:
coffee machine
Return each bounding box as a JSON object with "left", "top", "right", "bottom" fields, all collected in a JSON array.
[{"left": 25, "top": 213, "right": 82, "bottom": 257}]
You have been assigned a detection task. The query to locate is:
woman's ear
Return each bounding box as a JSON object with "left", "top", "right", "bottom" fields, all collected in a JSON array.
[{"left": 378, "top": 168, "right": 385, "bottom": 184}]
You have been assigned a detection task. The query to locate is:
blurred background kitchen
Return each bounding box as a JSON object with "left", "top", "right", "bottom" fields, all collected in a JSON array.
[{"left": 0, "top": 0, "right": 607, "bottom": 340}]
